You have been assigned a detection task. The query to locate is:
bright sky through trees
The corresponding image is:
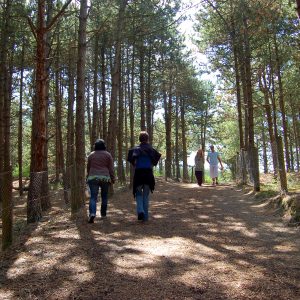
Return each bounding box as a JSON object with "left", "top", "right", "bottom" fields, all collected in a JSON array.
[{"left": 177, "top": 0, "right": 217, "bottom": 83}]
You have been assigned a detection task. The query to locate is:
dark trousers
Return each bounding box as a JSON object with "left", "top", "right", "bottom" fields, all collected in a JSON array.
[
  {"left": 88, "top": 179, "right": 109, "bottom": 217},
  {"left": 195, "top": 171, "right": 203, "bottom": 186}
]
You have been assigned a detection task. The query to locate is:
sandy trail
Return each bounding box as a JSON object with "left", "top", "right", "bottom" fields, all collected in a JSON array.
[{"left": 1, "top": 180, "right": 300, "bottom": 299}]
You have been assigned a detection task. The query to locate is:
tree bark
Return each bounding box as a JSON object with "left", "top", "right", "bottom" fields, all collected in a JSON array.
[
  {"left": 129, "top": 45, "right": 135, "bottom": 188},
  {"left": 259, "top": 69, "right": 278, "bottom": 175},
  {"left": 239, "top": 49, "right": 249, "bottom": 150},
  {"left": 146, "top": 43, "right": 153, "bottom": 143},
  {"left": 274, "top": 34, "right": 290, "bottom": 171},
  {"left": 54, "top": 31, "right": 64, "bottom": 183},
  {"left": 107, "top": 0, "right": 128, "bottom": 157},
  {"left": 91, "top": 35, "right": 99, "bottom": 146},
  {"left": 164, "top": 83, "right": 172, "bottom": 180},
  {"left": 27, "top": 0, "right": 48, "bottom": 222},
  {"left": 180, "top": 96, "right": 189, "bottom": 182},
  {"left": 276, "top": 135, "right": 288, "bottom": 194},
  {"left": 243, "top": 9, "right": 259, "bottom": 191},
  {"left": 291, "top": 102, "right": 300, "bottom": 172},
  {"left": 261, "top": 121, "right": 268, "bottom": 174},
  {"left": 18, "top": 38, "right": 25, "bottom": 196},
  {"left": 27, "top": 0, "right": 72, "bottom": 220},
  {"left": 86, "top": 77, "right": 92, "bottom": 148},
  {"left": 231, "top": 18, "right": 244, "bottom": 150},
  {"left": 74, "top": 0, "right": 88, "bottom": 213},
  {"left": 139, "top": 45, "right": 146, "bottom": 131},
  {"left": 117, "top": 56, "right": 125, "bottom": 183},
  {"left": 1, "top": 0, "right": 12, "bottom": 249},
  {"left": 65, "top": 41, "right": 76, "bottom": 205},
  {"left": 175, "top": 93, "right": 180, "bottom": 181},
  {"left": 101, "top": 43, "right": 107, "bottom": 142}
]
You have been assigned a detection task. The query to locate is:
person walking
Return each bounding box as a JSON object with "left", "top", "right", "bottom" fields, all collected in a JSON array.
[
  {"left": 127, "top": 131, "right": 161, "bottom": 221},
  {"left": 206, "top": 145, "right": 223, "bottom": 186},
  {"left": 86, "top": 139, "right": 115, "bottom": 223},
  {"left": 195, "top": 148, "right": 204, "bottom": 186}
]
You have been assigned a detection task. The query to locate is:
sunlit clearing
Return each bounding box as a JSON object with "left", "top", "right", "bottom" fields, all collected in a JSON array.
[{"left": 109, "top": 237, "right": 219, "bottom": 279}]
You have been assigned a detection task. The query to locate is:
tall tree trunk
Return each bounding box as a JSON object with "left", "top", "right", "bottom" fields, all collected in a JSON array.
[
  {"left": 289, "top": 127, "right": 295, "bottom": 172},
  {"left": 125, "top": 50, "right": 129, "bottom": 176},
  {"left": 291, "top": 101, "right": 300, "bottom": 172},
  {"left": 27, "top": 0, "right": 72, "bottom": 217},
  {"left": 277, "top": 136, "right": 288, "bottom": 193},
  {"left": 146, "top": 44, "right": 153, "bottom": 143},
  {"left": 107, "top": 0, "right": 128, "bottom": 157},
  {"left": 270, "top": 47, "right": 287, "bottom": 190},
  {"left": 117, "top": 57, "right": 125, "bottom": 183},
  {"left": 139, "top": 45, "right": 146, "bottom": 131},
  {"left": 259, "top": 69, "right": 278, "bottom": 175},
  {"left": 274, "top": 34, "right": 290, "bottom": 171},
  {"left": 261, "top": 121, "right": 268, "bottom": 174},
  {"left": 180, "top": 96, "right": 189, "bottom": 182},
  {"left": 239, "top": 47, "right": 249, "bottom": 150},
  {"left": 243, "top": 11, "right": 259, "bottom": 191},
  {"left": 129, "top": 45, "right": 135, "bottom": 188},
  {"left": 40, "top": 0, "right": 54, "bottom": 212},
  {"left": 28, "top": 0, "right": 48, "bottom": 222},
  {"left": 74, "top": 0, "right": 88, "bottom": 213},
  {"left": 65, "top": 41, "right": 76, "bottom": 205},
  {"left": 1, "top": 0, "right": 12, "bottom": 249},
  {"left": 18, "top": 38, "right": 25, "bottom": 196},
  {"left": 54, "top": 31, "right": 64, "bottom": 183},
  {"left": 86, "top": 77, "right": 92, "bottom": 148},
  {"left": 101, "top": 43, "right": 107, "bottom": 142},
  {"left": 164, "top": 84, "right": 172, "bottom": 180},
  {"left": 91, "top": 35, "right": 99, "bottom": 146},
  {"left": 175, "top": 93, "right": 180, "bottom": 181},
  {"left": 232, "top": 19, "right": 244, "bottom": 150}
]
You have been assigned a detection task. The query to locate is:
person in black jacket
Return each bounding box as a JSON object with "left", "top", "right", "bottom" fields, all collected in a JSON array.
[{"left": 127, "top": 131, "right": 161, "bottom": 221}]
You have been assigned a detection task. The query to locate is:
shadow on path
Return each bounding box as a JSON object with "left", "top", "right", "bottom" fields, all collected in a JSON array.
[{"left": 1, "top": 179, "right": 300, "bottom": 299}]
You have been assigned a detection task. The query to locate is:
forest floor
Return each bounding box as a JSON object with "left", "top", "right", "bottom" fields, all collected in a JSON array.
[{"left": 1, "top": 179, "right": 300, "bottom": 300}]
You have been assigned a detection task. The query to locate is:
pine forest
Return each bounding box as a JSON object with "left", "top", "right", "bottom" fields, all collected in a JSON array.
[{"left": 0, "top": 1, "right": 300, "bottom": 299}]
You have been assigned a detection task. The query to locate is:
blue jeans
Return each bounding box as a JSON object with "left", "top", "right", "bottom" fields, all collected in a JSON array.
[
  {"left": 136, "top": 184, "right": 150, "bottom": 221},
  {"left": 88, "top": 179, "right": 109, "bottom": 217}
]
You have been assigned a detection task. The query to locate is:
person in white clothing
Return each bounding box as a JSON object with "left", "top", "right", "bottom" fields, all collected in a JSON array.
[{"left": 206, "top": 145, "right": 223, "bottom": 186}]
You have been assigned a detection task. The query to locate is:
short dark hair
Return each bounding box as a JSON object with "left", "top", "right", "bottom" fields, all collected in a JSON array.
[
  {"left": 94, "top": 139, "right": 106, "bottom": 151},
  {"left": 139, "top": 131, "right": 149, "bottom": 143}
]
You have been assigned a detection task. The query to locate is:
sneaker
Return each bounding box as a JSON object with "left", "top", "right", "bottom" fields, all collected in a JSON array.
[
  {"left": 88, "top": 216, "right": 95, "bottom": 223},
  {"left": 138, "top": 212, "right": 145, "bottom": 221}
]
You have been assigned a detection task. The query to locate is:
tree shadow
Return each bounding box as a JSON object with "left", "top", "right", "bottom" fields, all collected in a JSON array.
[{"left": 1, "top": 179, "right": 300, "bottom": 299}]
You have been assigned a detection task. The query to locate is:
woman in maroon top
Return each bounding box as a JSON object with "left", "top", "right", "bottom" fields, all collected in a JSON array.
[{"left": 87, "top": 139, "right": 115, "bottom": 223}]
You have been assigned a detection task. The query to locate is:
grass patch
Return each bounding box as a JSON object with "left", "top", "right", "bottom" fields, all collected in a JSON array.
[{"left": 254, "top": 189, "right": 278, "bottom": 200}]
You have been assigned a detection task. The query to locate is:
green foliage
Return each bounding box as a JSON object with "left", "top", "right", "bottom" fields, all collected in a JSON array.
[{"left": 13, "top": 163, "right": 30, "bottom": 179}]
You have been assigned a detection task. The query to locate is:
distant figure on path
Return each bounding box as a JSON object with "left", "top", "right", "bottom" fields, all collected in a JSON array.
[
  {"left": 86, "top": 139, "right": 115, "bottom": 223},
  {"left": 206, "top": 145, "right": 223, "bottom": 186},
  {"left": 195, "top": 148, "right": 204, "bottom": 186},
  {"left": 127, "top": 131, "right": 161, "bottom": 221}
]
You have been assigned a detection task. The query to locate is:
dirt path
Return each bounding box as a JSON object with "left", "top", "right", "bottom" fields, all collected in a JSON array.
[{"left": 1, "top": 180, "right": 300, "bottom": 299}]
